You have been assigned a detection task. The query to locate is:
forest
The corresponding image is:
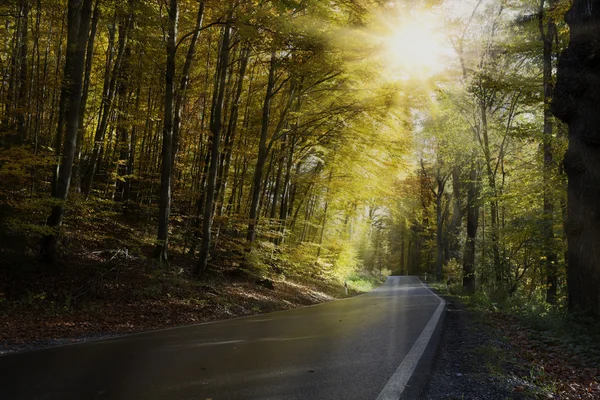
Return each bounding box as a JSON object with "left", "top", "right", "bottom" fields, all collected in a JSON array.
[{"left": 1, "top": 0, "right": 600, "bottom": 344}]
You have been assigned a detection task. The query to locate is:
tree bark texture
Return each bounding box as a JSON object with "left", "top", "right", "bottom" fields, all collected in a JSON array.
[{"left": 552, "top": 0, "right": 600, "bottom": 317}]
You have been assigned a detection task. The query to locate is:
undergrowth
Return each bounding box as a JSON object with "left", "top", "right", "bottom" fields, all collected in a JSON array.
[
  {"left": 432, "top": 281, "right": 600, "bottom": 364},
  {"left": 345, "top": 272, "right": 384, "bottom": 292}
]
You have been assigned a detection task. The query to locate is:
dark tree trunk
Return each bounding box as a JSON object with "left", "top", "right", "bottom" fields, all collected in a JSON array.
[
  {"left": 41, "top": 0, "right": 93, "bottom": 263},
  {"left": 216, "top": 44, "right": 250, "bottom": 216},
  {"left": 463, "top": 156, "right": 479, "bottom": 293},
  {"left": 399, "top": 220, "right": 406, "bottom": 275},
  {"left": 479, "top": 101, "right": 501, "bottom": 284},
  {"left": 552, "top": 0, "right": 600, "bottom": 317},
  {"left": 435, "top": 177, "right": 446, "bottom": 281},
  {"left": 172, "top": 0, "right": 205, "bottom": 172},
  {"left": 259, "top": 150, "right": 275, "bottom": 218},
  {"left": 447, "top": 167, "right": 463, "bottom": 261},
  {"left": 15, "top": 0, "right": 29, "bottom": 143},
  {"left": 125, "top": 86, "right": 140, "bottom": 203},
  {"left": 246, "top": 49, "right": 276, "bottom": 243},
  {"left": 81, "top": 16, "right": 129, "bottom": 198},
  {"left": 539, "top": 0, "right": 559, "bottom": 304},
  {"left": 196, "top": 22, "right": 231, "bottom": 273},
  {"left": 154, "top": 0, "right": 179, "bottom": 261},
  {"left": 73, "top": 0, "right": 100, "bottom": 193},
  {"left": 115, "top": 44, "right": 131, "bottom": 202},
  {"left": 316, "top": 169, "right": 333, "bottom": 259},
  {"left": 275, "top": 135, "right": 295, "bottom": 245},
  {"left": 270, "top": 137, "right": 285, "bottom": 220},
  {"left": 32, "top": 0, "right": 46, "bottom": 151},
  {"left": 192, "top": 30, "right": 217, "bottom": 233},
  {"left": 2, "top": 17, "right": 17, "bottom": 137}
]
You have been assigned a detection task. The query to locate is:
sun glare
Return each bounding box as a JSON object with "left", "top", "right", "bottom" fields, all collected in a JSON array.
[{"left": 380, "top": 12, "right": 449, "bottom": 80}]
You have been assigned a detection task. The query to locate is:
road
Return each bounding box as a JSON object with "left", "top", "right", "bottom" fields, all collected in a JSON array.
[{"left": 0, "top": 276, "right": 445, "bottom": 400}]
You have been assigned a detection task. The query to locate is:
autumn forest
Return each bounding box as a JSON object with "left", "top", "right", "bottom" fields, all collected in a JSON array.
[{"left": 1, "top": 0, "right": 600, "bottom": 349}]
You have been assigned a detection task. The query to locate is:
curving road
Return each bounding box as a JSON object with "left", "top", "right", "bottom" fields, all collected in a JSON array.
[{"left": 0, "top": 276, "right": 445, "bottom": 400}]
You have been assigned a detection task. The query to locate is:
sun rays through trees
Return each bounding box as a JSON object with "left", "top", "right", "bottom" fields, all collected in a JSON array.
[{"left": 1, "top": 0, "right": 599, "bottom": 319}]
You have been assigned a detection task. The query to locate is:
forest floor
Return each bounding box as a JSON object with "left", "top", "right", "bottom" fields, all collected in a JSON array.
[
  {"left": 0, "top": 200, "right": 373, "bottom": 355},
  {"left": 425, "top": 290, "right": 600, "bottom": 400},
  {"left": 0, "top": 256, "right": 358, "bottom": 355}
]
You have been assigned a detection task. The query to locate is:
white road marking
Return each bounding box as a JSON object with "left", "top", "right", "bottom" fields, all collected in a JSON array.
[{"left": 376, "top": 279, "right": 446, "bottom": 400}]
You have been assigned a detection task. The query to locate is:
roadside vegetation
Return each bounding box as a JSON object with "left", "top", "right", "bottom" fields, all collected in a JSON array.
[
  {"left": 1, "top": 196, "right": 385, "bottom": 351},
  {"left": 430, "top": 282, "right": 600, "bottom": 398}
]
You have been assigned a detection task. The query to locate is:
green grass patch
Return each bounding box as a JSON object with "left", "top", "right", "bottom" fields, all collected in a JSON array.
[{"left": 345, "top": 273, "right": 384, "bottom": 293}]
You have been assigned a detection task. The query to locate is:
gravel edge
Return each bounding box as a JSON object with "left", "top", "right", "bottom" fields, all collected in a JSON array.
[{"left": 422, "top": 295, "right": 535, "bottom": 400}]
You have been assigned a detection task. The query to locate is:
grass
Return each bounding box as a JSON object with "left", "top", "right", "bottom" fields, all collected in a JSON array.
[{"left": 345, "top": 273, "right": 384, "bottom": 293}]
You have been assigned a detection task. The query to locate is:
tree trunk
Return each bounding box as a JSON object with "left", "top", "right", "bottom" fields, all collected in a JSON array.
[
  {"left": 276, "top": 135, "right": 296, "bottom": 245},
  {"left": 81, "top": 16, "right": 128, "bottom": 198},
  {"left": 216, "top": 44, "right": 250, "bottom": 216},
  {"left": 478, "top": 100, "right": 501, "bottom": 284},
  {"left": 196, "top": 22, "right": 231, "bottom": 273},
  {"left": 125, "top": 86, "right": 140, "bottom": 203},
  {"left": 539, "top": 0, "right": 559, "bottom": 304},
  {"left": 15, "top": 0, "right": 29, "bottom": 143},
  {"left": 447, "top": 166, "right": 463, "bottom": 261},
  {"left": 73, "top": 0, "right": 100, "bottom": 193},
  {"left": 41, "top": 0, "right": 93, "bottom": 263},
  {"left": 316, "top": 169, "right": 333, "bottom": 259},
  {"left": 154, "top": 0, "right": 179, "bottom": 261},
  {"left": 552, "top": 0, "right": 600, "bottom": 317},
  {"left": 115, "top": 44, "right": 131, "bottom": 202},
  {"left": 400, "top": 220, "right": 406, "bottom": 275},
  {"left": 172, "top": 0, "right": 205, "bottom": 173},
  {"left": 435, "top": 177, "right": 446, "bottom": 281},
  {"left": 270, "top": 137, "right": 286, "bottom": 220},
  {"left": 463, "top": 156, "right": 479, "bottom": 293},
  {"left": 246, "top": 49, "right": 276, "bottom": 243}
]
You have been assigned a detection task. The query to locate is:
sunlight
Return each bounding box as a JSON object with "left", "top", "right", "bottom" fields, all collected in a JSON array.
[{"left": 380, "top": 12, "right": 449, "bottom": 80}]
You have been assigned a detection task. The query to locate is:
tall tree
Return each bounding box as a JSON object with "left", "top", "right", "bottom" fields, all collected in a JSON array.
[
  {"left": 81, "top": 13, "right": 130, "bottom": 198},
  {"left": 246, "top": 49, "right": 277, "bottom": 244},
  {"left": 41, "top": 0, "right": 94, "bottom": 263},
  {"left": 196, "top": 20, "right": 232, "bottom": 273},
  {"left": 552, "top": 0, "right": 600, "bottom": 316},
  {"left": 154, "top": 0, "right": 179, "bottom": 261},
  {"left": 15, "top": 0, "right": 29, "bottom": 143},
  {"left": 172, "top": 0, "right": 205, "bottom": 170},
  {"left": 539, "top": 0, "right": 558, "bottom": 304},
  {"left": 463, "top": 155, "right": 479, "bottom": 293},
  {"left": 73, "top": 0, "right": 100, "bottom": 193}
]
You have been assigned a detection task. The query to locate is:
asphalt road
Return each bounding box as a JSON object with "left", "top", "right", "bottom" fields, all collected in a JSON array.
[{"left": 0, "top": 276, "right": 445, "bottom": 400}]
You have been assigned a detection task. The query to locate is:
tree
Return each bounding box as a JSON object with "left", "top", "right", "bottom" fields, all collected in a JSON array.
[
  {"left": 552, "top": 0, "right": 600, "bottom": 316},
  {"left": 81, "top": 10, "right": 131, "bottom": 198},
  {"left": 539, "top": 0, "right": 559, "bottom": 304},
  {"left": 41, "top": 0, "right": 94, "bottom": 263},
  {"left": 154, "top": 0, "right": 179, "bottom": 261},
  {"left": 246, "top": 49, "right": 278, "bottom": 244},
  {"left": 196, "top": 20, "right": 232, "bottom": 273}
]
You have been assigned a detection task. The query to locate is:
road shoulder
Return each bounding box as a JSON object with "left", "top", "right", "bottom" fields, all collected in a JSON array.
[
  {"left": 422, "top": 296, "right": 531, "bottom": 400},
  {"left": 422, "top": 293, "right": 600, "bottom": 399}
]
